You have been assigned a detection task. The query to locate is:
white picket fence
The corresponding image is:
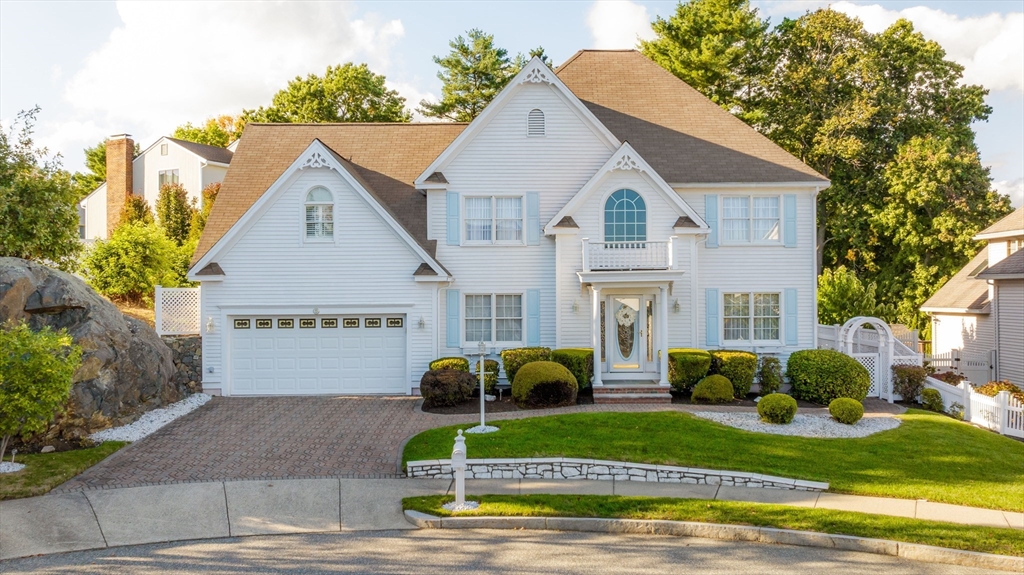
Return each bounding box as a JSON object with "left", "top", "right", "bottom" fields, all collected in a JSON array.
[
  {"left": 925, "top": 376, "right": 1024, "bottom": 439},
  {"left": 924, "top": 349, "right": 997, "bottom": 386},
  {"left": 155, "top": 286, "right": 201, "bottom": 336}
]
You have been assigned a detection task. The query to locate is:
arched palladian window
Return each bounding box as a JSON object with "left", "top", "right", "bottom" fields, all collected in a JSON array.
[
  {"left": 305, "top": 186, "right": 334, "bottom": 239},
  {"left": 604, "top": 189, "right": 646, "bottom": 243},
  {"left": 527, "top": 109, "right": 545, "bottom": 137}
]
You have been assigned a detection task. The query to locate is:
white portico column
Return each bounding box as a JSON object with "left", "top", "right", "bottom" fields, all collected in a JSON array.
[
  {"left": 659, "top": 285, "right": 670, "bottom": 386},
  {"left": 592, "top": 285, "right": 602, "bottom": 387}
]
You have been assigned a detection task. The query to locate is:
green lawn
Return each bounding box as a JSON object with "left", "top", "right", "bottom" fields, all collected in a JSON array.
[
  {"left": 404, "top": 494, "right": 1024, "bottom": 557},
  {"left": 402, "top": 410, "right": 1024, "bottom": 511},
  {"left": 0, "top": 442, "right": 126, "bottom": 500}
]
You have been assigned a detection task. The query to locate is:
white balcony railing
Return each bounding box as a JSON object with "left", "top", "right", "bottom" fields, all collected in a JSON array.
[{"left": 582, "top": 238, "right": 675, "bottom": 271}]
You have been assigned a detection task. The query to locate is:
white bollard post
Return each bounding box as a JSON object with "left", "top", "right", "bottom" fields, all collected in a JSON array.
[
  {"left": 452, "top": 430, "right": 466, "bottom": 507},
  {"left": 479, "top": 342, "right": 486, "bottom": 429}
]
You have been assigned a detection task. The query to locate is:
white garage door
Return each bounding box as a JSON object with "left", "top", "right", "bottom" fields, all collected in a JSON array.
[{"left": 229, "top": 315, "right": 406, "bottom": 395}]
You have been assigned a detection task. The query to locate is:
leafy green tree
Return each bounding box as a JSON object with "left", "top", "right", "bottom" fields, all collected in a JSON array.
[
  {"left": 418, "top": 29, "right": 523, "bottom": 121},
  {"left": 71, "top": 139, "right": 140, "bottom": 199},
  {"left": 82, "top": 221, "right": 177, "bottom": 304},
  {"left": 874, "top": 136, "right": 1010, "bottom": 329},
  {"left": 243, "top": 63, "right": 410, "bottom": 124},
  {"left": 172, "top": 115, "right": 242, "bottom": 147},
  {"left": 188, "top": 182, "right": 220, "bottom": 242},
  {"left": 0, "top": 108, "right": 82, "bottom": 271},
  {"left": 167, "top": 237, "right": 199, "bottom": 288},
  {"left": 817, "top": 266, "right": 893, "bottom": 325},
  {"left": 119, "top": 195, "right": 154, "bottom": 226},
  {"left": 641, "top": 0, "right": 768, "bottom": 114},
  {"left": 0, "top": 322, "right": 82, "bottom": 461},
  {"left": 155, "top": 183, "right": 197, "bottom": 246}
]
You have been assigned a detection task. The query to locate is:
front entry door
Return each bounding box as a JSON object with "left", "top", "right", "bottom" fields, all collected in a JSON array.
[{"left": 608, "top": 295, "right": 651, "bottom": 372}]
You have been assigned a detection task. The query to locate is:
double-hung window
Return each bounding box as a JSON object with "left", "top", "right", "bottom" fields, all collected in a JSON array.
[
  {"left": 464, "top": 196, "right": 523, "bottom": 244},
  {"left": 158, "top": 169, "right": 179, "bottom": 188},
  {"left": 723, "top": 292, "right": 781, "bottom": 342},
  {"left": 722, "top": 196, "right": 780, "bottom": 243},
  {"left": 465, "top": 294, "right": 523, "bottom": 344}
]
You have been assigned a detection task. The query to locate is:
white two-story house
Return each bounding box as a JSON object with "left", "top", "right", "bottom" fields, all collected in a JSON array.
[{"left": 188, "top": 51, "right": 829, "bottom": 399}]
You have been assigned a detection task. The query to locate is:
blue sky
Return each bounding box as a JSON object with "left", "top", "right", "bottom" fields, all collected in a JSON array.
[{"left": 1, "top": 1, "right": 1021, "bottom": 205}]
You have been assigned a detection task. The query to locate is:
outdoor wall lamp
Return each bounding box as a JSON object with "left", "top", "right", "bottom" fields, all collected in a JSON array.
[
  {"left": 418, "top": 316, "right": 426, "bottom": 329},
  {"left": 572, "top": 299, "right": 580, "bottom": 314},
  {"left": 206, "top": 317, "right": 215, "bottom": 333},
  {"left": 673, "top": 299, "right": 680, "bottom": 314}
]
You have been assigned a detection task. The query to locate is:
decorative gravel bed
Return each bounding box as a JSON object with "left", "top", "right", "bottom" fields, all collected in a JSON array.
[
  {"left": 693, "top": 411, "right": 901, "bottom": 439},
  {"left": 0, "top": 462, "right": 26, "bottom": 474},
  {"left": 90, "top": 393, "right": 212, "bottom": 443}
]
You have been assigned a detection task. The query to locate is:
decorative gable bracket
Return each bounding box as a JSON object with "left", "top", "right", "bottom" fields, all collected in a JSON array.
[
  {"left": 300, "top": 151, "right": 335, "bottom": 170},
  {"left": 610, "top": 153, "right": 644, "bottom": 173},
  {"left": 520, "top": 62, "right": 554, "bottom": 84}
]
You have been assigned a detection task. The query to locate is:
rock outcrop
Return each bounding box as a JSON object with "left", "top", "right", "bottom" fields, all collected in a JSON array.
[{"left": 0, "top": 258, "right": 184, "bottom": 435}]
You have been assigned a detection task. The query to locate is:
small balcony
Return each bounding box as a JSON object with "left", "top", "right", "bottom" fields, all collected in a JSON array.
[{"left": 582, "top": 238, "right": 675, "bottom": 272}]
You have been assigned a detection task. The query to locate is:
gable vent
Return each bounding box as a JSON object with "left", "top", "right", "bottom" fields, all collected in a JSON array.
[{"left": 527, "top": 109, "right": 545, "bottom": 137}]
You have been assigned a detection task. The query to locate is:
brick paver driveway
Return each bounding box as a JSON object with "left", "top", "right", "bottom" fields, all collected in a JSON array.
[{"left": 57, "top": 396, "right": 903, "bottom": 491}]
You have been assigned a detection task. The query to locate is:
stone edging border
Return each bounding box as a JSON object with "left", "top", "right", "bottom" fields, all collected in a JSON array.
[
  {"left": 404, "top": 511, "right": 1023, "bottom": 573},
  {"left": 406, "top": 458, "right": 828, "bottom": 491}
]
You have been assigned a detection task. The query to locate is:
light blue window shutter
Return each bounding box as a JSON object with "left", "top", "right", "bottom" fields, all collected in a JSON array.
[
  {"left": 785, "top": 288, "right": 799, "bottom": 346},
  {"left": 705, "top": 195, "right": 718, "bottom": 248},
  {"left": 446, "top": 289, "right": 460, "bottom": 348},
  {"left": 526, "top": 193, "right": 540, "bottom": 245},
  {"left": 526, "top": 289, "right": 541, "bottom": 345},
  {"left": 783, "top": 194, "right": 797, "bottom": 248},
  {"left": 705, "top": 288, "right": 720, "bottom": 347},
  {"left": 446, "top": 192, "right": 459, "bottom": 246}
]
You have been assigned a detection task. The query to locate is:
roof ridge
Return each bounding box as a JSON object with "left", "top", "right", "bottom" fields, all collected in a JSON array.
[{"left": 244, "top": 122, "right": 471, "bottom": 127}]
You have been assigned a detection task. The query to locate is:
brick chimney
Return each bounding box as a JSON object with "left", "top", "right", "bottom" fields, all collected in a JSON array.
[{"left": 106, "top": 134, "right": 134, "bottom": 235}]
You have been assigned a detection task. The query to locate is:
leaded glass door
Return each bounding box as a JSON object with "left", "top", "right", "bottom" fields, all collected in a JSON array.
[{"left": 608, "top": 296, "right": 645, "bottom": 372}]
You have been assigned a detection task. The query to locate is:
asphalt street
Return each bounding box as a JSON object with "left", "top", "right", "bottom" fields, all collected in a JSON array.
[{"left": 1, "top": 529, "right": 1008, "bottom": 574}]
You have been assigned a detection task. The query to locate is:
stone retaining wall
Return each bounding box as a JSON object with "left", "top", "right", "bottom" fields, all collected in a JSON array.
[
  {"left": 407, "top": 458, "right": 828, "bottom": 491},
  {"left": 162, "top": 335, "right": 202, "bottom": 394}
]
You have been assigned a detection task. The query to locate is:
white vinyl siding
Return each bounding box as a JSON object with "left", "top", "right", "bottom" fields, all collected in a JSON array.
[
  {"left": 930, "top": 312, "right": 994, "bottom": 358},
  {"left": 995, "top": 280, "right": 1024, "bottom": 386},
  {"left": 200, "top": 166, "right": 435, "bottom": 394}
]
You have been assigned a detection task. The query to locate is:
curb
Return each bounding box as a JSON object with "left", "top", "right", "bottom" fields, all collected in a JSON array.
[{"left": 403, "top": 511, "right": 1023, "bottom": 573}]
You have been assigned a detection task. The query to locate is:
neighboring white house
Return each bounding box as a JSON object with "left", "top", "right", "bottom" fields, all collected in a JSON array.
[
  {"left": 79, "top": 136, "right": 233, "bottom": 240},
  {"left": 923, "top": 206, "right": 1024, "bottom": 385},
  {"left": 187, "top": 51, "right": 829, "bottom": 399}
]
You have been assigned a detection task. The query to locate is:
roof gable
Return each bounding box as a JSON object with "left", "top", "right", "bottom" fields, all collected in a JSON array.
[
  {"left": 166, "top": 137, "right": 234, "bottom": 165},
  {"left": 414, "top": 57, "right": 620, "bottom": 187},
  {"left": 545, "top": 141, "right": 708, "bottom": 234},
  {"left": 555, "top": 50, "right": 828, "bottom": 185},
  {"left": 921, "top": 249, "right": 990, "bottom": 313},
  {"left": 975, "top": 206, "right": 1024, "bottom": 240},
  {"left": 190, "top": 139, "right": 448, "bottom": 278}
]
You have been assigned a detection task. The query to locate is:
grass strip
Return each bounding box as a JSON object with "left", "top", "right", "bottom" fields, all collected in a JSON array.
[
  {"left": 0, "top": 442, "right": 126, "bottom": 500},
  {"left": 403, "top": 494, "right": 1024, "bottom": 557},
  {"left": 402, "top": 410, "right": 1024, "bottom": 511}
]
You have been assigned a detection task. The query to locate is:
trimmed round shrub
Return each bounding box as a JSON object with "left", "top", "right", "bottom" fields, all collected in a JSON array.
[
  {"left": 921, "top": 388, "right": 944, "bottom": 413},
  {"left": 419, "top": 369, "right": 476, "bottom": 407},
  {"left": 757, "top": 393, "right": 798, "bottom": 424},
  {"left": 512, "top": 361, "right": 578, "bottom": 408},
  {"left": 691, "top": 375, "right": 734, "bottom": 404},
  {"left": 756, "top": 356, "right": 783, "bottom": 396},
  {"left": 787, "top": 349, "right": 871, "bottom": 405},
  {"left": 429, "top": 357, "right": 469, "bottom": 372},
  {"left": 829, "top": 398, "right": 864, "bottom": 425},
  {"left": 667, "top": 348, "right": 711, "bottom": 393},
  {"left": 501, "top": 347, "right": 551, "bottom": 384},
  {"left": 892, "top": 365, "right": 927, "bottom": 402},
  {"left": 471, "top": 358, "right": 500, "bottom": 394},
  {"left": 709, "top": 350, "right": 757, "bottom": 398},
  {"left": 550, "top": 348, "right": 593, "bottom": 389}
]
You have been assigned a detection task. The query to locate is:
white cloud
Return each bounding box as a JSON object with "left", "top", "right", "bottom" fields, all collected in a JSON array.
[
  {"left": 994, "top": 178, "right": 1024, "bottom": 208},
  {"left": 61, "top": 1, "right": 404, "bottom": 140},
  {"left": 830, "top": 2, "right": 1023, "bottom": 92},
  {"left": 586, "top": 1, "right": 656, "bottom": 49},
  {"left": 387, "top": 81, "right": 437, "bottom": 122}
]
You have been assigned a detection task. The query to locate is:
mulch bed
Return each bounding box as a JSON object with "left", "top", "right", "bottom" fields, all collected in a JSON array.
[{"left": 670, "top": 392, "right": 821, "bottom": 409}]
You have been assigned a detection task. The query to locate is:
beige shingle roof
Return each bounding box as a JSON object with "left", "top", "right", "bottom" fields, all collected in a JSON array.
[
  {"left": 976, "top": 206, "right": 1024, "bottom": 238},
  {"left": 554, "top": 50, "right": 828, "bottom": 184},
  {"left": 191, "top": 123, "right": 466, "bottom": 267},
  {"left": 921, "top": 250, "right": 990, "bottom": 313}
]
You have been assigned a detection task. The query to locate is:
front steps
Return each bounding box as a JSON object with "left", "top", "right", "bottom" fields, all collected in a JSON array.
[{"left": 592, "top": 382, "right": 673, "bottom": 404}]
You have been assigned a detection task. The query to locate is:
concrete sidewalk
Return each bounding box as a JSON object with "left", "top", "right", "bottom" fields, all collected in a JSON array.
[{"left": 2, "top": 478, "right": 1021, "bottom": 561}]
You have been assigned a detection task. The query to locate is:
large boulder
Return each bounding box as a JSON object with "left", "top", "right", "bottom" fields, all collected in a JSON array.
[{"left": 0, "top": 257, "right": 184, "bottom": 436}]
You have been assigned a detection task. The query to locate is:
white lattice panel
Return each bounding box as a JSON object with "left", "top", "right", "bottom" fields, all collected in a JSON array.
[
  {"left": 156, "top": 287, "right": 201, "bottom": 336},
  {"left": 853, "top": 353, "right": 879, "bottom": 397}
]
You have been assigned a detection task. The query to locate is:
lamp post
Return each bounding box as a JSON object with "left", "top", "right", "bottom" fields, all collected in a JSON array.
[{"left": 465, "top": 341, "right": 498, "bottom": 434}]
